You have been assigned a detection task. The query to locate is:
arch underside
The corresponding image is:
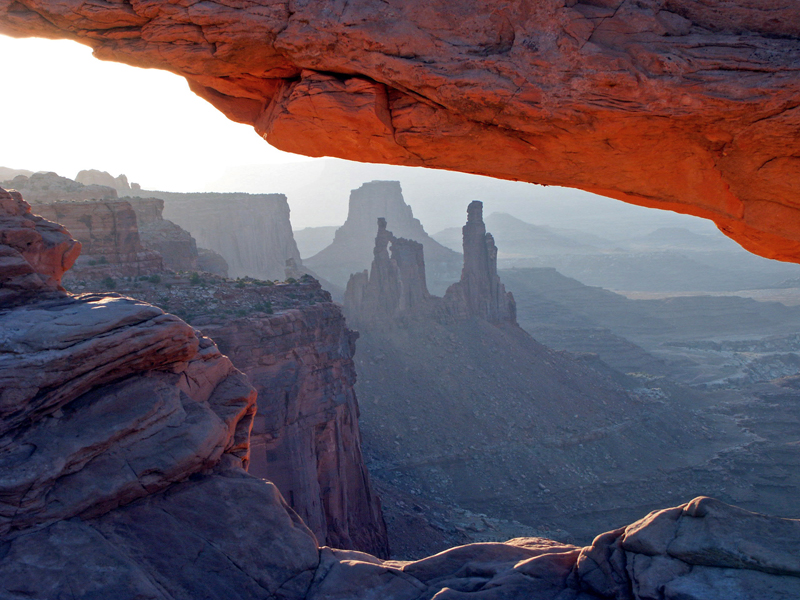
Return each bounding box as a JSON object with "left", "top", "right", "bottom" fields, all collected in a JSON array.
[{"left": 2, "top": 0, "right": 800, "bottom": 261}]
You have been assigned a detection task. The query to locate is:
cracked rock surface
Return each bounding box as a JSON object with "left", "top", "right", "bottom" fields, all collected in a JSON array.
[{"left": 2, "top": 1, "right": 800, "bottom": 261}]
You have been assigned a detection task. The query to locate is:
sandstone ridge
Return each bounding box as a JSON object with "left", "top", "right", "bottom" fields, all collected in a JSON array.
[{"left": 3, "top": 2, "right": 800, "bottom": 261}]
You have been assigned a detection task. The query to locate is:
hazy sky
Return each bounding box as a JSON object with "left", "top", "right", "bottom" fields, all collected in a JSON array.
[{"left": 0, "top": 34, "right": 311, "bottom": 191}]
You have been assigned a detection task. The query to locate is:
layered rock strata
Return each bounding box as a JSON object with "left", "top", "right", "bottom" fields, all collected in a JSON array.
[
  {"left": 307, "top": 181, "right": 461, "bottom": 294},
  {"left": 33, "top": 199, "right": 164, "bottom": 279},
  {"left": 197, "top": 301, "right": 389, "bottom": 558},
  {"left": 443, "top": 201, "right": 516, "bottom": 324},
  {"left": 3, "top": 2, "right": 800, "bottom": 262},
  {"left": 3, "top": 189, "right": 800, "bottom": 598}
]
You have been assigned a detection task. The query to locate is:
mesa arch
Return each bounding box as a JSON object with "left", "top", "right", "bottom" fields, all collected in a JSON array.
[{"left": 2, "top": 0, "right": 800, "bottom": 261}]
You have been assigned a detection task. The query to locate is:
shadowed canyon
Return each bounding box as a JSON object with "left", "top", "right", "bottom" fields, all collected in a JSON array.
[{"left": 3, "top": 1, "right": 800, "bottom": 598}]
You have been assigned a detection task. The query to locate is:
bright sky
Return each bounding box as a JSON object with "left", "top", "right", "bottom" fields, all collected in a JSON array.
[{"left": 0, "top": 34, "right": 310, "bottom": 191}]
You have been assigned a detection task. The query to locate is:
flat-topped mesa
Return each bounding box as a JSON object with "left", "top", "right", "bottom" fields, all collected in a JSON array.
[
  {"left": 140, "top": 191, "right": 303, "bottom": 281},
  {"left": 75, "top": 169, "right": 135, "bottom": 194},
  {"left": 308, "top": 181, "right": 461, "bottom": 295},
  {"left": 444, "top": 201, "right": 516, "bottom": 324}
]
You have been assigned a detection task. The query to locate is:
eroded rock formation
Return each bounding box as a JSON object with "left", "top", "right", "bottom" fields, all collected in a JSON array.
[
  {"left": 308, "top": 181, "right": 461, "bottom": 295},
  {"left": 197, "top": 300, "right": 389, "bottom": 557},
  {"left": 75, "top": 169, "right": 135, "bottom": 194},
  {"left": 33, "top": 199, "right": 164, "bottom": 279},
  {"left": 345, "top": 217, "right": 439, "bottom": 324},
  {"left": 3, "top": 171, "right": 116, "bottom": 203},
  {"left": 3, "top": 2, "right": 800, "bottom": 262},
  {"left": 3, "top": 189, "right": 800, "bottom": 597},
  {"left": 444, "top": 201, "right": 516, "bottom": 324},
  {"left": 346, "top": 203, "right": 515, "bottom": 324}
]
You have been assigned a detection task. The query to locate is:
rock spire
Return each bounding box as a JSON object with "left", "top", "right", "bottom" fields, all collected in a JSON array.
[{"left": 444, "top": 201, "right": 516, "bottom": 324}]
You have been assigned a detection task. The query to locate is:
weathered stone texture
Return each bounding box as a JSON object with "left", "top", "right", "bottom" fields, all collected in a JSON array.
[
  {"left": 195, "top": 301, "right": 390, "bottom": 558},
  {"left": 0, "top": 186, "right": 80, "bottom": 306},
  {"left": 2, "top": 1, "right": 800, "bottom": 261}
]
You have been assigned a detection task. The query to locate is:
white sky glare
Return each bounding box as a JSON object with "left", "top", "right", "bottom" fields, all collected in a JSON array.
[{"left": 0, "top": 35, "right": 310, "bottom": 191}]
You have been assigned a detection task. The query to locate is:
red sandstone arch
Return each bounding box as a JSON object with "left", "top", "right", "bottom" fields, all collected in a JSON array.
[{"left": 3, "top": 0, "right": 800, "bottom": 261}]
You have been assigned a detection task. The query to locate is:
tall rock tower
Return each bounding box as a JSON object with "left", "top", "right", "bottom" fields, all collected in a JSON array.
[{"left": 444, "top": 201, "right": 516, "bottom": 324}]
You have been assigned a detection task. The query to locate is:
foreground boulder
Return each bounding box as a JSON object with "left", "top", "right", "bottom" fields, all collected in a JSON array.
[{"left": 2, "top": 187, "right": 800, "bottom": 599}]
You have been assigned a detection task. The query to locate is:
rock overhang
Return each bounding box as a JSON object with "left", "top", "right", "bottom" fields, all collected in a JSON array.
[{"left": 2, "top": 1, "right": 800, "bottom": 261}]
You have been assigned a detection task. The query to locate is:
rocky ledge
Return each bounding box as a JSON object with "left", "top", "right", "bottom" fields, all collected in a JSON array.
[{"left": 3, "top": 186, "right": 800, "bottom": 599}]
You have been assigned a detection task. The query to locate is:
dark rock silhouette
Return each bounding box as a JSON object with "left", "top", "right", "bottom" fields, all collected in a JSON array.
[
  {"left": 344, "top": 217, "right": 440, "bottom": 324},
  {"left": 443, "top": 201, "right": 516, "bottom": 324}
]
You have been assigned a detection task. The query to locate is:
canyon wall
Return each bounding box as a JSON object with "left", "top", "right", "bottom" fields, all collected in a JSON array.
[
  {"left": 197, "top": 301, "right": 389, "bottom": 557},
  {"left": 3, "top": 1, "right": 800, "bottom": 262},
  {"left": 34, "top": 199, "right": 164, "bottom": 279},
  {"left": 133, "top": 189, "right": 304, "bottom": 281},
  {"left": 308, "top": 181, "right": 461, "bottom": 295}
]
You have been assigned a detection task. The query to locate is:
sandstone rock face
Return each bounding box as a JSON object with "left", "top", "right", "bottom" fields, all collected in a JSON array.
[
  {"left": 136, "top": 190, "right": 304, "bottom": 281},
  {"left": 443, "top": 201, "right": 516, "bottom": 324},
  {"left": 0, "top": 192, "right": 325, "bottom": 600},
  {"left": 197, "top": 301, "right": 389, "bottom": 558},
  {"left": 75, "top": 169, "right": 134, "bottom": 194},
  {"left": 0, "top": 187, "right": 80, "bottom": 306},
  {"left": 308, "top": 181, "right": 461, "bottom": 294},
  {"left": 33, "top": 200, "right": 164, "bottom": 279},
  {"left": 3, "top": 2, "right": 800, "bottom": 262},
  {"left": 127, "top": 196, "right": 201, "bottom": 272}
]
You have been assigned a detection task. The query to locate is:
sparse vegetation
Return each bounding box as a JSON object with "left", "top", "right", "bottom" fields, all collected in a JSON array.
[
  {"left": 101, "top": 276, "right": 115, "bottom": 289},
  {"left": 148, "top": 274, "right": 161, "bottom": 284}
]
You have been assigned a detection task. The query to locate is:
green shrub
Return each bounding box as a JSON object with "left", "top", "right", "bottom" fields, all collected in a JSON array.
[
  {"left": 255, "top": 301, "right": 273, "bottom": 314},
  {"left": 98, "top": 256, "right": 108, "bottom": 265},
  {"left": 189, "top": 272, "right": 204, "bottom": 285},
  {"left": 286, "top": 277, "right": 297, "bottom": 284},
  {"left": 88, "top": 259, "right": 97, "bottom": 266},
  {"left": 101, "top": 276, "right": 115, "bottom": 289},
  {"left": 148, "top": 274, "right": 161, "bottom": 284}
]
